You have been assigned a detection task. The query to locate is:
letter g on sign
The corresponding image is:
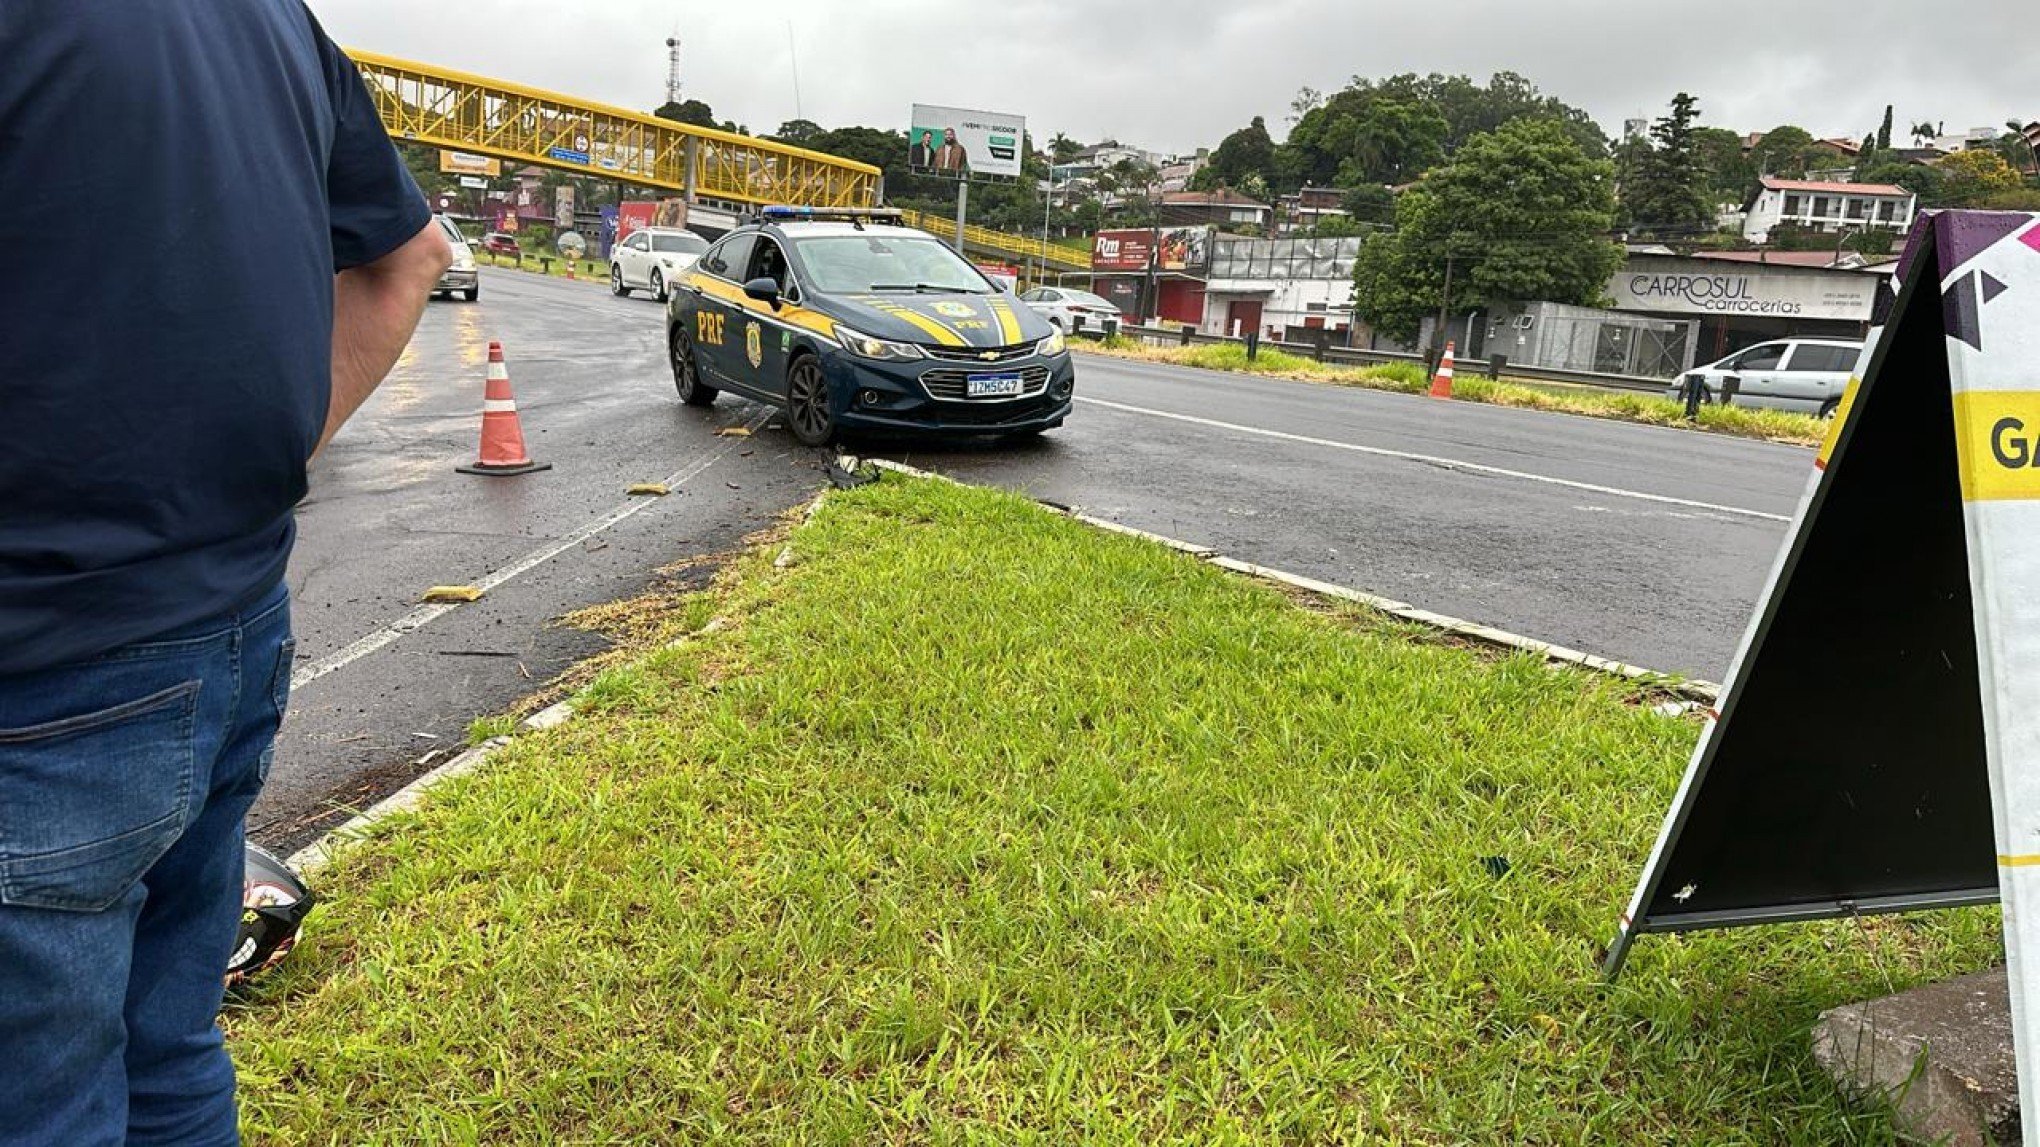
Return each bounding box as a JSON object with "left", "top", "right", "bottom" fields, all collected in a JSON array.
[{"left": 1994, "top": 417, "right": 2032, "bottom": 469}]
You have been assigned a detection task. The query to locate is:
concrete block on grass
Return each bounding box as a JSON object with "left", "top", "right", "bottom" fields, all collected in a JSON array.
[{"left": 1812, "top": 966, "right": 2018, "bottom": 1146}]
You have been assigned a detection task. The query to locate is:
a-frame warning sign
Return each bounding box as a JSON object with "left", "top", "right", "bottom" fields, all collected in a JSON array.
[{"left": 1608, "top": 212, "right": 2040, "bottom": 992}]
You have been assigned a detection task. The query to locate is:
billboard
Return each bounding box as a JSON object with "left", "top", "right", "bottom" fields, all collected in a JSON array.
[
  {"left": 440, "top": 151, "right": 501, "bottom": 177},
  {"left": 908, "top": 104, "right": 1025, "bottom": 179},
  {"left": 1092, "top": 227, "right": 1212, "bottom": 274},
  {"left": 616, "top": 202, "right": 657, "bottom": 242},
  {"left": 1610, "top": 257, "right": 1881, "bottom": 322}
]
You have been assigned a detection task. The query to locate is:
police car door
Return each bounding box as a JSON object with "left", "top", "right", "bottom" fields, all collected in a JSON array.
[
  {"left": 741, "top": 237, "right": 795, "bottom": 397},
  {"left": 690, "top": 232, "right": 755, "bottom": 391}
]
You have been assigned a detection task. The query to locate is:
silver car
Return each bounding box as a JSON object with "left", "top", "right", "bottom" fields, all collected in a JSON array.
[
  {"left": 433, "top": 215, "right": 479, "bottom": 302},
  {"left": 1667, "top": 338, "right": 1862, "bottom": 417}
]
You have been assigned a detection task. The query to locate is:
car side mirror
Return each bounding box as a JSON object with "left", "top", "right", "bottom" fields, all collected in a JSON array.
[{"left": 742, "top": 276, "right": 782, "bottom": 309}]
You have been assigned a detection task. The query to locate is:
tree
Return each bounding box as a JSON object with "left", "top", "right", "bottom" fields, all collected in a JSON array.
[
  {"left": 1276, "top": 71, "right": 1605, "bottom": 196},
  {"left": 1620, "top": 93, "right": 1713, "bottom": 238},
  {"left": 1877, "top": 105, "right": 1894, "bottom": 151},
  {"left": 1938, "top": 148, "right": 2024, "bottom": 206},
  {"left": 1350, "top": 118, "right": 1622, "bottom": 346},
  {"left": 1749, "top": 125, "right": 1820, "bottom": 178},
  {"left": 1693, "top": 126, "right": 1754, "bottom": 201},
  {"left": 1047, "top": 133, "right": 1082, "bottom": 163},
  {"left": 1288, "top": 86, "right": 1323, "bottom": 126},
  {"left": 771, "top": 119, "right": 824, "bottom": 146},
  {"left": 654, "top": 99, "right": 717, "bottom": 128},
  {"left": 1340, "top": 183, "right": 1394, "bottom": 224},
  {"left": 1207, "top": 116, "right": 1277, "bottom": 189},
  {"left": 1856, "top": 157, "right": 1948, "bottom": 205}
]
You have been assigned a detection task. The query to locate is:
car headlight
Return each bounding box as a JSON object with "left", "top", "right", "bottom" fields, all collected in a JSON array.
[
  {"left": 1035, "top": 329, "right": 1067, "bottom": 357},
  {"left": 837, "top": 326, "right": 923, "bottom": 362},
  {"left": 453, "top": 254, "right": 475, "bottom": 272}
]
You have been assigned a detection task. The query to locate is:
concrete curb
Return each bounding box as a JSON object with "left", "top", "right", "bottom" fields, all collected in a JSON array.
[
  {"left": 283, "top": 697, "right": 576, "bottom": 877},
  {"left": 280, "top": 468, "right": 1713, "bottom": 881},
  {"left": 281, "top": 491, "right": 830, "bottom": 879},
  {"left": 864, "top": 457, "right": 1719, "bottom": 703}
]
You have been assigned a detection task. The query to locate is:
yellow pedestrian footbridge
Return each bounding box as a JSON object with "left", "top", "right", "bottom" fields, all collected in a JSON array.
[{"left": 347, "top": 50, "right": 880, "bottom": 208}]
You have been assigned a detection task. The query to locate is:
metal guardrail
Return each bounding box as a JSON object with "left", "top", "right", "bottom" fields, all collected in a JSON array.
[
  {"left": 897, "top": 208, "right": 1092, "bottom": 272},
  {"left": 350, "top": 50, "right": 881, "bottom": 207},
  {"left": 1086, "top": 323, "right": 1675, "bottom": 395}
]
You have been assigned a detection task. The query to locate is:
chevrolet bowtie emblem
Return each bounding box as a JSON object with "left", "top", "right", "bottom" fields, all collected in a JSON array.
[{"left": 980, "top": 351, "right": 999, "bottom": 361}]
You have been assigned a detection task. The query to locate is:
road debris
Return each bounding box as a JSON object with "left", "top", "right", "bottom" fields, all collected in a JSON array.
[{"left": 421, "top": 585, "right": 483, "bottom": 604}]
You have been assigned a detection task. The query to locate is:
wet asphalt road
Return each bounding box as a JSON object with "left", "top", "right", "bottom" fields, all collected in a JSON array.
[
  {"left": 258, "top": 268, "right": 822, "bottom": 852},
  {"left": 867, "top": 352, "right": 1809, "bottom": 682},
  {"left": 261, "top": 265, "right": 1809, "bottom": 851}
]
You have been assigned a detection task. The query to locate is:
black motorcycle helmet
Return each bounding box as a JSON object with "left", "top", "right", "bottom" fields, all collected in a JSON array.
[{"left": 226, "top": 843, "right": 315, "bottom": 984}]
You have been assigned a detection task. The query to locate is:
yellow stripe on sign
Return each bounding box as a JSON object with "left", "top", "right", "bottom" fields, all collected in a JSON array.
[
  {"left": 989, "top": 297, "right": 1022, "bottom": 344},
  {"left": 2001, "top": 854, "right": 2040, "bottom": 867},
  {"left": 1954, "top": 391, "right": 2040, "bottom": 502},
  {"left": 1815, "top": 377, "right": 1860, "bottom": 469}
]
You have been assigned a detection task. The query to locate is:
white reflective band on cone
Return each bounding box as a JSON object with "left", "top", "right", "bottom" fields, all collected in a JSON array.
[{"left": 481, "top": 399, "right": 518, "bottom": 414}]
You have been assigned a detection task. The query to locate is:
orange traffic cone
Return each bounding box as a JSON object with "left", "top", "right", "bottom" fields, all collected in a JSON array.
[
  {"left": 1429, "top": 340, "right": 1456, "bottom": 399},
  {"left": 456, "top": 341, "right": 551, "bottom": 476}
]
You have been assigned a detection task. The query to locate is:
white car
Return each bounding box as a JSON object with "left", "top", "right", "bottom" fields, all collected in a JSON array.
[
  {"left": 610, "top": 227, "right": 709, "bottom": 301},
  {"left": 433, "top": 215, "right": 479, "bottom": 302},
  {"left": 1018, "top": 286, "right": 1123, "bottom": 332},
  {"left": 1667, "top": 337, "right": 1863, "bottom": 417}
]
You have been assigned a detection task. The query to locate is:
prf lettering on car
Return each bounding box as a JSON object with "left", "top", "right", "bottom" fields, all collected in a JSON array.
[{"left": 696, "top": 311, "right": 725, "bottom": 345}]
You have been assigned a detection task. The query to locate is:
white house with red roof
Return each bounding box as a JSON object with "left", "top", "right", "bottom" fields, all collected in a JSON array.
[{"left": 1741, "top": 176, "right": 1917, "bottom": 243}]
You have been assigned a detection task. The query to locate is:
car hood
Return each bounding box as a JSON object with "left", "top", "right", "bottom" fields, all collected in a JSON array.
[{"left": 814, "top": 292, "right": 1053, "bottom": 350}]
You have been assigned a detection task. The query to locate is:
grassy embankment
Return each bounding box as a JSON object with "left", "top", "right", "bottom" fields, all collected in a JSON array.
[{"left": 227, "top": 478, "right": 1985, "bottom": 1142}]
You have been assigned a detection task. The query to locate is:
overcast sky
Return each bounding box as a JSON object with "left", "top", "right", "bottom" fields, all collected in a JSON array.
[{"left": 317, "top": 0, "right": 2035, "bottom": 155}]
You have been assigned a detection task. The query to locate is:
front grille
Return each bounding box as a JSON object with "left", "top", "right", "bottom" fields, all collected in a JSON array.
[
  {"left": 919, "top": 394, "right": 1061, "bottom": 426},
  {"left": 923, "top": 342, "right": 1037, "bottom": 364},
  {"left": 920, "top": 365, "right": 1052, "bottom": 401}
]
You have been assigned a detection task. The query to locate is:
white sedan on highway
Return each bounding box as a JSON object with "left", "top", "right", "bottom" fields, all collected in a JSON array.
[
  {"left": 1018, "top": 286, "right": 1123, "bottom": 332},
  {"left": 610, "top": 227, "right": 709, "bottom": 301}
]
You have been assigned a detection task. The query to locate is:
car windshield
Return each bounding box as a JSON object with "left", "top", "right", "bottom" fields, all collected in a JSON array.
[
  {"left": 792, "top": 234, "right": 992, "bottom": 294},
  {"left": 652, "top": 233, "right": 707, "bottom": 255},
  {"left": 1065, "top": 290, "right": 1116, "bottom": 309}
]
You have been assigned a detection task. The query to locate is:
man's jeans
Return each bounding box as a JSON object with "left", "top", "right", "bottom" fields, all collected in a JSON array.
[{"left": 0, "top": 582, "right": 293, "bottom": 1146}]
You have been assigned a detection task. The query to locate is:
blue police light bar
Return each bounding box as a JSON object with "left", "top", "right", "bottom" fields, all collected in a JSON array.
[{"left": 759, "top": 205, "right": 903, "bottom": 223}]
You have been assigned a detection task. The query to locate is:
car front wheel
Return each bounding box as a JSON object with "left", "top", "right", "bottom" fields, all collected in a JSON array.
[
  {"left": 610, "top": 265, "right": 629, "bottom": 297},
  {"left": 671, "top": 326, "right": 717, "bottom": 406},
  {"left": 785, "top": 355, "right": 835, "bottom": 447},
  {"left": 651, "top": 268, "right": 668, "bottom": 302}
]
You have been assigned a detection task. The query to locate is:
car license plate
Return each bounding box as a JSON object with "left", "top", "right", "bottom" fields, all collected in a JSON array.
[{"left": 966, "top": 374, "right": 1023, "bottom": 398}]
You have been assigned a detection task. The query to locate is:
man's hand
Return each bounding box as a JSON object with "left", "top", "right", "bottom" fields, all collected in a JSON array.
[{"left": 319, "top": 219, "right": 452, "bottom": 456}]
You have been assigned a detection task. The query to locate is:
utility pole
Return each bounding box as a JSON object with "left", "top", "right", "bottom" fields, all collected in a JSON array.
[
  {"left": 1434, "top": 245, "right": 1456, "bottom": 361},
  {"left": 953, "top": 178, "right": 968, "bottom": 256}
]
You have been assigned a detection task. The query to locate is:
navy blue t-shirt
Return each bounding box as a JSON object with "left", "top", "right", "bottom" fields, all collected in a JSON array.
[{"left": 0, "top": 1, "right": 428, "bottom": 674}]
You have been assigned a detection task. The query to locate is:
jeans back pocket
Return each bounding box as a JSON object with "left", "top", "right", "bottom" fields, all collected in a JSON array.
[{"left": 0, "top": 681, "right": 202, "bottom": 912}]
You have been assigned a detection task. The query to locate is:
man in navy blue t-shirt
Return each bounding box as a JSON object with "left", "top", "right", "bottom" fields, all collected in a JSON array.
[{"left": 0, "top": 3, "right": 449, "bottom": 1141}]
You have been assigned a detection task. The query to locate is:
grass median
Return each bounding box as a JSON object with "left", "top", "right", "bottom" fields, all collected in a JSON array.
[
  {"left": 1078, "top": 337, "right": 1826, "bottom": 448},
  {"left": 226, "top": 477, "right": 1991, "bottom": 1142}
]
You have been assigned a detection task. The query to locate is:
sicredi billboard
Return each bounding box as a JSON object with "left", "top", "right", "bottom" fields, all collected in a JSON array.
[
  {"left": 1609, "top": 257, "right": 1881, "bottom": 322},
  {"left": 908, "top": 105, "right": 1025, "bottom": 179}
]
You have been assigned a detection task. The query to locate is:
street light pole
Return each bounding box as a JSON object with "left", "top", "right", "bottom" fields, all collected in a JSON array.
[{"left": 1434, "top": 246, "right": 1456, "bottom": 361}]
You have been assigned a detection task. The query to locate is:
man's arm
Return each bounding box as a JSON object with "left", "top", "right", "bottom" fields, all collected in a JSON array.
[{"left": 318, "top": 220, "right": 451, "bottom": 455}]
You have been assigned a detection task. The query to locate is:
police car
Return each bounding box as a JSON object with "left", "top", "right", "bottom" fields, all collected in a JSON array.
[{"left": 664, "top": 206, "right": 1074, "bottom": 445}]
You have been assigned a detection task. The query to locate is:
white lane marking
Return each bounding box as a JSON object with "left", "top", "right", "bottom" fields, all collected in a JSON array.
[
  {"left": 291, "top": 408, "right": 772, "bottom": 690},
  {"left": 1074, "top": 396, "right": 1791, "bottom": 523}
]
